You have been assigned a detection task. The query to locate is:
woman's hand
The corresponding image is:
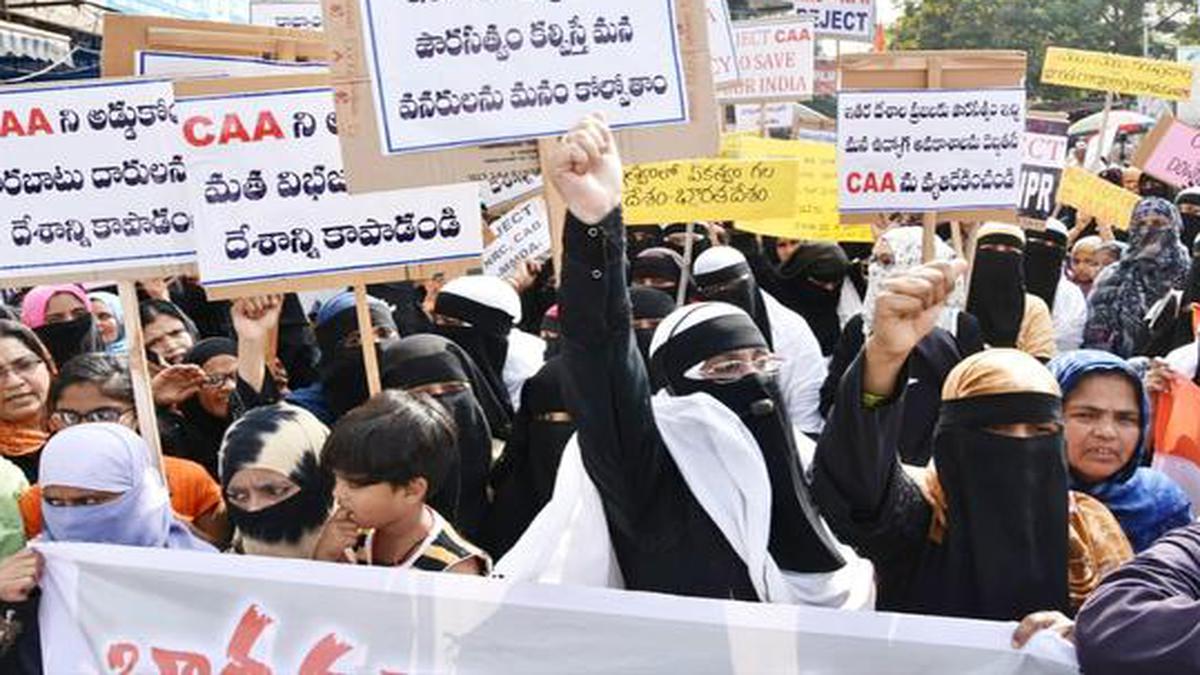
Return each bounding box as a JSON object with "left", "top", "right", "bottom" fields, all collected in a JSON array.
[
  {"left": 151, "top": 364, "right": 207, "bottom": 407},
  {"left": 0, "top": 549, "right": 42, "bottom": 603},
  {"left": 1012, "top": 610, "right": 1074, "bottom": 649}
]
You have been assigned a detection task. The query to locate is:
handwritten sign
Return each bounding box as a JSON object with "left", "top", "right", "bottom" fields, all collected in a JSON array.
[
  {"left": 352, "top": 0, "right": 688, "bottom": 155},
  {"left": 622, "top": 159, "right": 800, "bottom": 224},
  {"left": 136, "top": 50, "right": 329, "bottom": 77},
  {"left": 479, "top": 171, "right": 543, "bottom": 210},
  {"left": 1058, "top": 167, "right": 1141, "bottom": 230},
  {"left": 1019, "top": 116, "right": 1069, "bottom": 220},
  {"left": 706, "top": 0, "right": 740, "bottom": 88},
  {"left": 177, "top": 87, "right": 481, "bottom": 291},
  {"left": 0, "top": 79, "right": 195, "bottom": 284},
  {"left": 483, "top": 197, "right": 551, "bottom": 278},
  {"left": 792, "top": 0, "right": 875, "bottom": 42},
  {"left": 719, "top": 18, "right": 815, "bottom": 103},
  {"left": 1133, "top": 115, "right": 1200, "bottom": 188},
  {"left": 249, "top": 1, "right": 323, "bottom": 30},
  {"left": 721, "top": 135, "right": 870, "bottom": 242},
  {"left": 837, "top": 88, "right": 1025, "bottom": 213},
  {"left": 733, "top": 103, "right": 795, "bottom": 132},
  {"left": 1042, "top": 47, "right": 1194, "bottom": 101}
]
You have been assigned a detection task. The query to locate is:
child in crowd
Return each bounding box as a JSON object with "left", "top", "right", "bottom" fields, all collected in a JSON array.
[{"left": 315, "top": 390, "right": 490, "bottom": 575}]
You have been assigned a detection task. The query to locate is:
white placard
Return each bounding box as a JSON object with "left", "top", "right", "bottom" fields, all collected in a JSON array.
[
  {"left": 483, "top": 197, "right": 551, "bottom": 278},
  {"left": 479, "top": 171, "right": 543, "bottom": 210},
  {"left": 249, "top": 1, "right": 324, "bottom": 30},
  {"left": 177, "top": 88, "right": 482, "bottom": 289},
  {"left": 1177, "top": 45, "right": 1200, "bottom": 126},
  {"left": 733, "top": 102, "right": 796, "bottom": 131},
  {"left": 706, "top": 0, "right": 741, "bottom": 87},
  {"left": 838, "top": 88, "right": 1026, "bottom": 213},
  {"left": 136, "top": 50, "right": 329, "bottom": 77},
  {"left": 792, "top": 0, "right": 876, "bottom": 42},
  {"left": 354, "top": 0, "right": 689, "bottom": 155},
  {"left": 719, "top": 20, "right": 815, "bottom": 103},
  {"left": 0, "top": 79, "right": 195, "bottom": 282}
]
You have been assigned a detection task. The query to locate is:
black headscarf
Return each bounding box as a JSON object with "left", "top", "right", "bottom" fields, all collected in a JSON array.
[
  {"left": 220, "top": 403, "right": 334, "bottom": 559},
  {"left": 629, "top": 287, "right": 676, "bottom": 365},
  {"left": 1024, "top": 224, "right": 1068, "bottom": 311},
  {"left": 365, "top": 281, "right": 435, "bottom": 337},
  {"left": 432, "top": 277, "right": 519, "bottom": 435},
  {"left": 968, "top": 224, "right": 1027, "bottom": 349},
  {"left": 33, "top": 315, "right": 103, "bottom": 369},
  {"left": 170, "top": 277, "right": 233, "bottom": 339},
  {"left": 1176, "top": 187, "right": 1200, "bottom": 252},
  {"left": 650, "top": 303, "right": 844, "bottom": 573},
  {"left": 693, "top": 246, "right": 771, "bottom": 349},
  {"left": 626, "top": 224, "right": 664, "bottom": 262},
  {"left": 924, "top": 349, "right": 1069, "bottom": 620},
  {"left": 314, "top": 291, "right": 398, "bottom": 419},
  {"left": 484, "top": 357, "right": 575, "bottom": 556},
  {"left": 631, "top": 247, "right": 692, "bottom": 302},
  {"left": 771, "top": 242, "right": 848, "bottom": 355},
  {"left": 662, "top": 222, "right": 712, "bottom": 258},
  {"left": 173, "top": 337, "right": 237, "bottom": 478},
  {"left": 380, "top": 335, "right": 495, "bottom": 541}
]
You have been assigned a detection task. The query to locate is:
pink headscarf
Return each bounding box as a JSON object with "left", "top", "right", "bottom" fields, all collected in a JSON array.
[{"left": 20, "top": 284, "right": 89, "bottom": 329}]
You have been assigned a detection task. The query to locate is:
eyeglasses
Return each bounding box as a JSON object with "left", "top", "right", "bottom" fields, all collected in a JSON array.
[
  {"left": 0, "top": 356, "right": 44, "bottom": 381},
  {"left": 51, "top": 407, "right": 132, "bottom": 427},
  {"left": 201, "top": 372, "right": 237, "bottom": 389},
  {"left": 339, "top": 326, "right": 399, "bottom": 350},
  {"left": 686, "top": 354, "right": 784, "bottom": 384}
]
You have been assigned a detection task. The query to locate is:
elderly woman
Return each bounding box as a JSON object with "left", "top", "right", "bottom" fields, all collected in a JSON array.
[{"left": 1050, "top": 350, "right": 1192, "bottom": 552}]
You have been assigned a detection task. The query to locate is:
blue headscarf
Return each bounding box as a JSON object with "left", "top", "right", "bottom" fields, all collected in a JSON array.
[{"left": 1050, "top": 349, "right": 1193, "bottom": 551}]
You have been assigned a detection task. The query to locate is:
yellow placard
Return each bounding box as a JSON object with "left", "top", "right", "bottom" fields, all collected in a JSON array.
[
  {"left": 1041, "top": 47, "right": 1194, "bottom": 101},
  {"left": 1057, "top": 167, "right": 1141, "bottom": 229},
  {"left": 720, "top": 134, "right": 872, "bottom": 242},
  {"left": 622, "top": 159, "right": 800, "bottom": 224}
]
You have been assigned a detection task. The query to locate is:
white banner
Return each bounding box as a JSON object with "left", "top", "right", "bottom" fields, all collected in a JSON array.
[
  {"left": 706, "top": 0, "right": 741, "bottom": 87},
  {"left": 720, "top": 19, "right": 815, "bottom": 103},
  {"left": 734, "top": 102, "right": 797, "bottom": 132},
  {"left": 136, "top": 50, "right": 329, "bottom": 77},
  {"left": 484, "top": 197, "right": 551, "bottom": 278},
  {"left": 354, "top": 0, "right": 690, "bottom": 155},
  {"left": 177, "top": 88, "right": 481, "bottom": 289},
  {"left": 0, "top": 79, "right": 195, "bottom": 282},
  {"left": 837, "top": 88, "right": 1025, "bottom": 213},
  {"left": 792, "top": 0, "right": 876, "bottom": 42},
  {"left": 249, "top": 1, "right": 324, "bottom": 30},
  {"left": 38, "top": 543, "right": 1079, "bottom": 674},
  {"left": 480, "top": 170, "right": 543, "bottom": 210}
]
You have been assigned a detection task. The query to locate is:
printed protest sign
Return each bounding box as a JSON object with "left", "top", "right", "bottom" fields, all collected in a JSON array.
[
  {"left": 137, "top": 50, "right": 329, "bottom": 77},
  {"left": 622, "top": 158, "right": 801, "bottom": 224},
  {"left": 1133, "top": 115, "right": 1200, "bottom": 188},
  {"left": 721, "top": 135, "right": 870, "bottom": 242},
  {"left": 1019, "top": 115, "right": 1070, "bottom": 220},
  {"left": 720, "top": 18, "right": 815, "bottom": 103},
  {"left": 483, "top": 197, "right": 551, "bottom": 278},
  {"left": 350, "top": 0, "right": 689, "bottom": 155},
  {"left": 1058, "top": 166, "right": 1141, "bottom": 230},
  {"left": 250, "top": 1, "right": 324, "bottom": 30},
  {"left": 0, "top": 79, "right": 195, "bottom": 285},
  {"left": 837, "top": 88, "right": 1025, "bottom": 213},
  {"left": 792, "top": 0, "right": 875, "bottom": 42},
  {"left": 706, "top": 0, "right": 741, "bottom": 88},
  {"left": 177, "top": 87, "right": 481, "bottom": 297},
  {"left": 1041, "top": 47, "right": 1194, "bottom": 101}
]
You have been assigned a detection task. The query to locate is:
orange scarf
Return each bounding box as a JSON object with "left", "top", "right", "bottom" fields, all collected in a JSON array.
[
  {"left": 916, "top": 466, "right": 1133, "bottom": 611},
  {"left": 0, "top": 420, "right": 48, "bottom": 458}
]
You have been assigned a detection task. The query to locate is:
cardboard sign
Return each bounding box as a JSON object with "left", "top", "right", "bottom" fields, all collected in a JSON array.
[
  {"left": 349, "top": 0, "right": 688, "bottom": 156},
  {"left": 706, "top": 0, "right": 741, "bottom": 88},
  {"left": 1133, "top": 115, "right": 1200, "bottom": 189},
  {"left": 733, "top": 103, "right": 796, "bottom": 132},
  {"left": 1041, "top": 47, "right": 1194, "bottom": 101},
  {"left": 177, "top": 86, "right": 481, "bottom": 298},
  {"left": 719, "top": 18, "right": 815, "bottom": 103},
  {"left": 792, "top": 0, "right": 875, "bottom": 42},
  {"left": 1057, "top": 166, "right": 1140, "bottom": 230},
  {"left": 838, "top": 88, "right": 1025, "bottom": 213},
  {"left": 136, "top": 50, "right": 329, "bottom": 77},
  {"left": 623, "top": 159, "right": 801, "bottom": 224},
  {"left": 250, "top": 1, "right": 324, "bottom": 30},
  {"left": 721, "top": 135, "right": 871, "bottom": 242},
  {"left": 483, "top": 197, "right": 551, "bottom": 278},
  {"left": 0, "top": 79, "right": 195, "bottom": 285},
  {"left": 1019, "top": 115, "right": 1069, "bottom": 220}
]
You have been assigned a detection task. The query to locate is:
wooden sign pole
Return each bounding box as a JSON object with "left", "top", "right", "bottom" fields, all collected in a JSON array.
[
  {"left": 117, "top": 280, "right": 166, "bottom": 477},
  {"left": 353, "top": 284, "right": 382, "bottom": 398},
  {"left": 922, "top": 57, "right": 944, "bottom": 263},
  {"left": 1088, "top": 91, "right": 1115, "bottom": 171},
  {"left": 677, "top": 221, "right": 697, "bottom": 306}
]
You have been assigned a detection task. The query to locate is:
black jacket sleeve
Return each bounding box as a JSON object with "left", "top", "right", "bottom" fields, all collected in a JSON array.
[
  {"left": 820, "top": 314, "right": 865, "bottom": 417},
  {"left": 811, "top": 352, "right": 931, "bottom": 567},
  {"left": 559, "top": 208, "right": 664, "bottom": 536}
]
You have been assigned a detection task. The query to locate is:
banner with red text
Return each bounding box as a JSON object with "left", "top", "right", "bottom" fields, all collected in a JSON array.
[{"left": 38, "top": 543, "right": 1079, "bottom": 674}]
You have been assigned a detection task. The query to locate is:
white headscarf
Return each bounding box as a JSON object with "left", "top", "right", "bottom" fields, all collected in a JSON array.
[{"left": 861, "top": 227, "right": 966, "bottom": 337}]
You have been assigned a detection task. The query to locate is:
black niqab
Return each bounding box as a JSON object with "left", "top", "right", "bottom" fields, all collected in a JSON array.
[
  {"left": 968, "top": 230, "right": 1027, "bottom": 348},
  {"left": 1024, "top": 228, "right": 1067, "bottom": 311}
]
